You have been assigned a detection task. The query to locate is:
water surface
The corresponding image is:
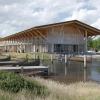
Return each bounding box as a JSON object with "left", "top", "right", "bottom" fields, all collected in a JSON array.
[{"left": 42, "top": 58, "right": 100, "bottom": 84}]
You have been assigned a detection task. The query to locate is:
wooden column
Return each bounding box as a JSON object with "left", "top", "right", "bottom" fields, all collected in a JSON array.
[
  {"left": 33, "top": 44, "right": 36, "bottom": 52},
  {"left": 51, "top": 53, "right": 53, "bottom": 64},
  {"left": 51, "top": 44, "right": 54, "bottom": 53}
]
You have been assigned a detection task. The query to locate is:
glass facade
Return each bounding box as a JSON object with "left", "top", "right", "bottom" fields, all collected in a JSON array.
[{"left": 54, "top": 44, "right": 84, "bottom": 54}]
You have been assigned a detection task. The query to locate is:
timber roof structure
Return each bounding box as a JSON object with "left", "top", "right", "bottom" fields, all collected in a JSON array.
[{"left": 0, "top": 20, "right": 100, "bottom": 41}]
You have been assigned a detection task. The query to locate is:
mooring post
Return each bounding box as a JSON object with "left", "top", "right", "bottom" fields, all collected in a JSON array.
[
  {"left": 84, "top": 54, "right": 87, "bottom": 68},
  {"left": 83, "top": 68, "right": 86, "bottom": 82},
  {"left": 65, "top": 54, "right": 67, "bottom": 64},
  {"left": 21, "top": 66, "right": 24, "bottom": 74},
  {"left": 84, "top": 30, "right": 88, "bottom": 68},
  {"left": 64, "top": 64, "right": 67, "bottom": 76},
  {"left": 26, "top": 54, "right": 28, "bottom": 62},
  {"left": 51, "top": 53, "right": 53, "bottom": 64},
  {"left": 91, "top": 54, "right": 92, "bottom": 63},
  {"left": 42, "top": 53, "right": 44, "bottom": 61},
  {"left": 33, "top": 53, "right": 35, "bottom": 59}
]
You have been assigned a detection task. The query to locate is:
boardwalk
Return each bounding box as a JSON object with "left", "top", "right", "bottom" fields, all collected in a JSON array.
[
  {"left": 0, "top": 66, "right": 48, "bottom": 75},
  {"left": 0, "top": 66, "right": 48, "bottom": 70}
]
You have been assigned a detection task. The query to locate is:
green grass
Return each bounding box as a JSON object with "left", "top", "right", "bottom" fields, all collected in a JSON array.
[
  {"left": 2, "top": 52, "right": 51, "bottom": 60},
  {"left": 0, "top": 74, "right": 99, "bottom": 100}
]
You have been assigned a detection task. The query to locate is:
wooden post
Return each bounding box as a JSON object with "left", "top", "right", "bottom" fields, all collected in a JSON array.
[
  {"left": 21, "top": 66, "right": 24, "bottom": 74},
  {"left": 34, "top": 53, "right": 36, "bottom": 59},
  {"left": 51, "top": 44, "right": 54, "bottom": 53},
  {"left": 65, "top": 54, "right": 67, "bottom": 64},
  {"left": 33, "top": 53, "right": 35, "bottom": 59},
  {"left": 84, "top": 30, "right": 87, "bottom": 68},
  {"left": 64, "top": 64, "right": 67, "bottom": 76},
  {"left": 91, "top": 54, "right": 92, "bottom": 62},
  {"left": 83, "top": 68, "right": 86, "bottom": 82},
  {"left": 51, "top": 54, "right": 53, "bottom": 64},
  {"left": 42, "top": 53, "right": 44, "bottom": 60},
  {"left": 33, "top": 44, "right": 35, "bottom": 52},
  {"left": 26, "top": 54, "right": 28, "bottom": 62},
  {"left": 84, "top": 55, "right": 86, "bottom": 68}
]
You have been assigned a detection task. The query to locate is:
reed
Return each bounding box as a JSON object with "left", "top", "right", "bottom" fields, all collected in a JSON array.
[
  {"left": 0, "top": 53, "right": 100, "bottom": 100},
  {"left": 0, "top": 76, "right": 100, "bottom": 100}
]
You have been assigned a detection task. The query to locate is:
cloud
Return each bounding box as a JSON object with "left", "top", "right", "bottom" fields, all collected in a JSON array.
[{"left": 0, "top": 0, "right": 99, "bottom": 37}]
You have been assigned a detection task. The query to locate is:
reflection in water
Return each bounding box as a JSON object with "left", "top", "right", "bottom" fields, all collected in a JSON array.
[
  {"left": 43, "top": 59, "right": 100, "bottom": 84},
  {"left": 64, "top": 64, "right": 67, "bottom": 76},
  {"left": 83, "top": 68, "right": 87, "bottom": 82},
  {"left": 64, "top": 64, "right": 87, "bottom": 82}
]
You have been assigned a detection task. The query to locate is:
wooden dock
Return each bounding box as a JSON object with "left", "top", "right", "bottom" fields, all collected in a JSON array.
[
  {"left": 69, "top": 56, "right": 92, "bottom": 62},
  {"left": 0, "top": 59, "right": 40, "bottom": 66},
  {"left": 0, "top": 66, "right": 48, "bottom": 75},
  {"left": 0, "top": 61, "right": 20, "bottom": 66},
  {"left": 0, "top": 66, "right": 48, "bottom": 70}
]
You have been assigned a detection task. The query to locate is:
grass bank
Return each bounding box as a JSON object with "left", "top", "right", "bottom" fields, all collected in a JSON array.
[
  {"left": 34, "top": 78, "right": 100, "bottom": 100},
  {"left": 2, "top": 52, "right": 51, "bottom": 60},
  {"left": 0, "top": 72, "right": 100, "bottom": 100},
  {"left": 0, "top": 71, "right": 49, "bottom": 100}
]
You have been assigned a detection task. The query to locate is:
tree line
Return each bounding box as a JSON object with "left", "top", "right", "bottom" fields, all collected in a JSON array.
[{"left": 88, "top": 37, "right": 100, "bottom": 52}]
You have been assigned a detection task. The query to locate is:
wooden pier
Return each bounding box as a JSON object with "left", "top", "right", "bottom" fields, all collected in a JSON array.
[
  {"left": 0, "top": 66, "right": 48, "bottom": 75},
  {"left": 0, "top": 66, "right": 48, "bottom": 70},
  {"left": 0, "top": 61, "right": 19, "bottom": 65}
]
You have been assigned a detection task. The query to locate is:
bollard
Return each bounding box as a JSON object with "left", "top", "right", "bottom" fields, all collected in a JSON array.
[
  {"left": 51, "top": 54, "right": 53, "bottom": 64},
  {"left": 21, "top": 66, "right": 24, "bottom": 74},
  {"left": 65, "top": 54, "right": 68, "bottom": 64},
  {"left": 42, "top": 53, "right": 44, "bottom": 60},
  {"left": 26, "top": 54, "right": 28, "bottom": 62},
  {"left": 84, "top": 55, "right": 87, "bottom": 68},
  {"left": 33, "top": 53, "right": 35, "bottom": 59},
  {"left": 91, "top": 54, "right": 92, "bottom": 63},
  {"left": 64, "top": 65, "right": 67, "bottom": 76},
  {"left": 83, "top": 68, "right": 86, "bottom": 82}
]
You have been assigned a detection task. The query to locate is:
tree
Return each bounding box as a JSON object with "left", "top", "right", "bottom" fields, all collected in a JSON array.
[
  {"left": 88, "top": 37, "right": 100, "bottom": 51},
  {"left": 88, "top": 37, "right": 93, "bottom": 50}
]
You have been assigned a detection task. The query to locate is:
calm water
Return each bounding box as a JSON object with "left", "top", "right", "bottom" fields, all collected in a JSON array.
[{"left": 42, "top": 58, "right": 100, "bottom": 84}]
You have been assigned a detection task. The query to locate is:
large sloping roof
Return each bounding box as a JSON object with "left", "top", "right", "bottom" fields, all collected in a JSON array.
[
  {"left": 0, "top": 20, "right": 100, "bottom": 40},
  {"left": 34, "top": 20, "right": 100, "bottom": 35}
]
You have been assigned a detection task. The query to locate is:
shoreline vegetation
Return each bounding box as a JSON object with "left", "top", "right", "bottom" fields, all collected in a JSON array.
[
  {"left": 1, "top": 52, "right": 100, "bottom": 61},
  {"left": 0, "top": 53, "right": 100, "bottom": 100},
  {"left": 1, "top": 52, "right": 50, "bottom": 59},
  {"left": 0, "top": 72, "right": 100, "bottom": 100}
]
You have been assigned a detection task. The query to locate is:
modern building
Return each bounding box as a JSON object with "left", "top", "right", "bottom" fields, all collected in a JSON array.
[{"left": 0, "top": 20, "right": 100, "bottom": 54}]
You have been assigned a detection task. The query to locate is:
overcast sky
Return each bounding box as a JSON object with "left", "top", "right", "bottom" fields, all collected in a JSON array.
[{"left": 0, "top": 0, "right": 100, "bottom": 37}]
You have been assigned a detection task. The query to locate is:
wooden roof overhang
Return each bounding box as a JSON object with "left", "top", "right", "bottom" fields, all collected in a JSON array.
[
  {"left": 1, "top": 28, "right": 47, "bottom": 41},
  {"left": 0, "top": 20, "right": 100, "bottom": 41},
  {"left": 34, "top": 20, "right": 100, "bottom": 36}
]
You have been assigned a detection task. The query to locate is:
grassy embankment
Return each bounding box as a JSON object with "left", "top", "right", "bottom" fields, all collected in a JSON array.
[
  {"left": 0, "top": 71, "right": 100, "bottom": 100},
  {"left": 0, "top": 71, "right": 49, "bottom": 100},
  {"left": 2, "top": 52, "right": 51, "bottom": 60}
]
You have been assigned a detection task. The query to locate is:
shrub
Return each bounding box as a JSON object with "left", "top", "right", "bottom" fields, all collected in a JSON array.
[
  {"left": 0, "top": 71, "right": 48, "bottom": 96},
  {"left": 0, "top": 71, "right": 24, "bottom": 93}
]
